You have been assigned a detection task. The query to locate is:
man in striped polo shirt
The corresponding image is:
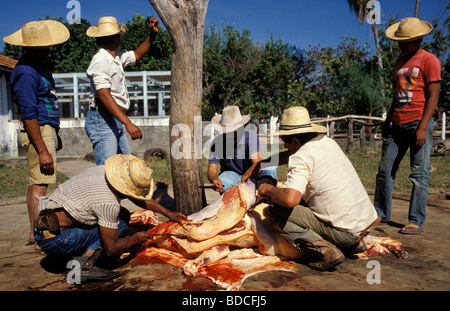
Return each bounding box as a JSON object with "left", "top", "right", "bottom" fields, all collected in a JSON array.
[{"left": 34, "top": 154, "right": 184, "bottom": 283}]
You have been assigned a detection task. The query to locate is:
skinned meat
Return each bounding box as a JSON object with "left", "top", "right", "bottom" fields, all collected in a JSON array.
[
  {"left": 145, "top": 216, "right": 258, "bottom": 258},
  {"left": 136, "top": 246, "right": 297, "bottom": 291},
  {"left": 248, "top": 207, "right": 302, "bottom": 259},
  {"left": 131, "top": 181, "right": 299, "bottom": 290},
  {"left": 355, "top": 235, "right": 408, "bottom": 259},
  {"left": 179, "top": 181, "right": 256, "bottom": 241}
]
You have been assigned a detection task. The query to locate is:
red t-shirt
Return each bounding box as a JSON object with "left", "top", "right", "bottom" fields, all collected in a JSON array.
[{"left": 392, "top": 50, "right": 441, "bottom": 124}]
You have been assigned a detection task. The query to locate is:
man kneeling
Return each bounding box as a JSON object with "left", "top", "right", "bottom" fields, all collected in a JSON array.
[
  {"left": 34, "top": 154, "right": 184, "bottom": 283},
  {"left": 257, "top": 107, "right": 380, "bottom": 270}
]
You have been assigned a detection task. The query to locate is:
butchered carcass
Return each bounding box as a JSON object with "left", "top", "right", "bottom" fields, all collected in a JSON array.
[{"left": 354, "top": 235, "right": 408, "bottom": 259}]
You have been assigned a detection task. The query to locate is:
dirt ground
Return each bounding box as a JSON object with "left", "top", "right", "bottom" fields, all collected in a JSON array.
[{"left": 0, "top": 159, "right": 449, "bottom": 296}]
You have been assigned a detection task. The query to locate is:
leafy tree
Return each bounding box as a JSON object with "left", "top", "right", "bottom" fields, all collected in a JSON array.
[
  {"left": 202, "top": 24, "right": 261, "bottom": 117},
  {"left": 121, "top": 14, "right": 173, "bottom": 71},
  {"left": 2, "top": 15, "right": 173, "bottom": 73}
]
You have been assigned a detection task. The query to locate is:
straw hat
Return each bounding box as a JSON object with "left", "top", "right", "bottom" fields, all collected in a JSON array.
[
  {"left": 86, "top": 16, "right": 127, "bottom": 38},
  {"left": 3, "top": 20, "right": 69, "bottom": 47},
  {"left": 105, "top": 154, "right": 155, "bottom": 201},
  {"left": 386, "top": 17, "right": 433, "bottom": 42},
  {"left": 272, "top": 106, "right": 327, "bottom": 137},
  {"left": 211, "top": 106, "right": 251, "bottom": 133}
]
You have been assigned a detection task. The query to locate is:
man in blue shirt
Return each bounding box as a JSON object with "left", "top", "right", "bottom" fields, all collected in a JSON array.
[
  {"left": 207, "top": 106, "right": 277, "bottom": 193},
  {"left": 4, "top": 20, "right": 69, "bottom": 248}
]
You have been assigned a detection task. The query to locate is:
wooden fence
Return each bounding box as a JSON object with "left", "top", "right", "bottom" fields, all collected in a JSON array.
[{"left": 310, "top": 113, "right": 449, "bottom": 151}]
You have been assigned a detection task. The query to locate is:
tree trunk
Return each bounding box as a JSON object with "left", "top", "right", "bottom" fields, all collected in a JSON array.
[
  {"left": 148, "top": 0, "right": 209, "bottom": 214},
  {"left": 347, "top": 118, "right": 354, "bottom": 152},
  {"left": 415, "top": 0, "right": 421, "bottom": 17}
]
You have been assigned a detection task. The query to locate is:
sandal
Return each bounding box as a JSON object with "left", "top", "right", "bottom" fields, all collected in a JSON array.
[{"left": 399, "top": 223, "right": 423, "bottom": 235}]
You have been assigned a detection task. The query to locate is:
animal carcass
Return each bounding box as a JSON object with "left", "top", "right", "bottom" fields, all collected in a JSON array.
[
  {"left": 131, "top": 181, "right": 300, "bottom": 290},
  {"left": 355, "top": 235, "right": 408, "bottom": 260}
]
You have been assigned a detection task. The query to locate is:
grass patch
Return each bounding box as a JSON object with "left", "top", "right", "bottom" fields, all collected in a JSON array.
[
  {"left": 0, "top": 147, "right": 448, "bottom": 199},
  {"left": 0, "top": 163, "right": 69, "bottom": 199},
  {"left": 345, "top": 147, "right": 449, "bottom": 194}
]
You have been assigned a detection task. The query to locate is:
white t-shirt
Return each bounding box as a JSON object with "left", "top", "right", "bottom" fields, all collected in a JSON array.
[
  {"left": 284, "top": 135, "right": 378, "bottom": 233},
  {"left": 86, "top": 48, "right": 136, "bottom": 111}
]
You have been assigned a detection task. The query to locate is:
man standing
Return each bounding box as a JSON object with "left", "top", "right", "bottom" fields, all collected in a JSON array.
[
  {"left": 257, "top": 107, "right": 380, "bottom": 271},
  {"left": 34, "top": 154, "right": 185, "bottom": 283},
  {"left": 4, "top": 20, "right": 70, "bottom": 248},
  {"left": 375, "top": 18, "right": 441, "bottom": 234},
  {"left": 85, "top": 16, "right": 159, "bottom": 165},
  {"left": 207, "top": 106, "right": 277, "bottom": 193}
]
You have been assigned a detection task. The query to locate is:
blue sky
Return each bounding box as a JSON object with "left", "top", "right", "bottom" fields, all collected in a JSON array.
[{"left": 0, "top": 0, "right": 448, "bottom": 54}]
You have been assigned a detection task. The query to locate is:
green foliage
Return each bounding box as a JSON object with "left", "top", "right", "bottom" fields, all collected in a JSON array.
[
  {"left": 2, "top": 8, "right": 448, "bottom": 119},
  {"left": 202, "top": 24, "right": 301, "bottom": 121},
  {"left": 121, "top": 14, "right": 173, "bottom": 71},
  {"left": 1, "top": 14, "right": 173, "bottom": 73}
]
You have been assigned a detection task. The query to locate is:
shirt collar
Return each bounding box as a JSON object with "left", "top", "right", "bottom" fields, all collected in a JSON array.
[{"left": 98, "top": 48, "right": 120, "bottom": 64}]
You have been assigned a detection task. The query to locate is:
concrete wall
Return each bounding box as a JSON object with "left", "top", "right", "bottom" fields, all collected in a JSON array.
[
  {"left": 11, "top": 117, "right": 173, "bottom": 158},
  {"left": 8, "top": 117, "right": 278, "bottom": 159}
]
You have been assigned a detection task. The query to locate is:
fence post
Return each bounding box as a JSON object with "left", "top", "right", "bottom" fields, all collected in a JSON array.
[
  {"left": 360, "top": 124, "right": 366, "bottom": 148},
  {"left": 442, "top": 112, "right": 446, "bottom": 141},
  {"left": 347, "top": 118, "right": 354, "bottom": 152}
]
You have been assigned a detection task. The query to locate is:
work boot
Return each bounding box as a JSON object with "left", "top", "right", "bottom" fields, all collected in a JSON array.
[
  {"left": 71, "top": 249, "right": 120, "bottom": 283},
  {"left": 304, "top": 239, "right": 346, "bottom": 271}
]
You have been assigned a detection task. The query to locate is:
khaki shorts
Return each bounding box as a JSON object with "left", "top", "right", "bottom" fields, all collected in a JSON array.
[{"left": 21, "top": 124, "right": 57, "bottom": 185}]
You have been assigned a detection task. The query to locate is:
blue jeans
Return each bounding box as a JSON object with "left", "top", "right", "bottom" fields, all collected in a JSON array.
[
  {"left": 85, "top": 108, "right": 131, "bottom": 165},
  {"left": 34, "top": 218, "right": 129, "bottom": 257},
  {"left": 374, "top": 119, "right": 433, "bottom": 227},
  {"left": 219, "top": 166, "right": 278, "bottom": 192}
]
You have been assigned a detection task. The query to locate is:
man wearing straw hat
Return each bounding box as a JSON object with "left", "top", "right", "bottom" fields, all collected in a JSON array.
[
  {"left": 85, "top": 16, "right": 159, "bottom": 165},
  {"left": 256, "top": 106, "right": 380, "bottom": 271},
  {"left": 34, "top": 154, "right": 184, "bottom": 283},
  {"left": 374, "top": 18, "right": 441, "bottom": 235},
  {"left": 207, "top": 106, "right": 277, "bottom": 193},
  {"left": 3, "top": 20, "right": 70, "bottom": 249}
]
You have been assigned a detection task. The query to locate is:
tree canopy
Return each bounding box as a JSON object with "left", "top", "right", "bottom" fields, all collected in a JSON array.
[{"left": 2, "top": 9, "right": 449, "bottom": 119}]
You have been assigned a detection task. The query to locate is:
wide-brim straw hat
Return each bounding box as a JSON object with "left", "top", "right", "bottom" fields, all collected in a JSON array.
[
  {"left": 3, "top": 20, "right": 69, "bottom": 47},
  {"left": 105, "top": 154, "right": 155, "bottom": 201},
  {"left": 86, "top": 16, "right": 127, "bottom": 38},
  {"left": 271, "top": 106, "right": 327, "bottom": 137},
  {"left": 386, "top": 17, "right": 433, "bottom": 42},
  {"left": 211, "top": 106, "right": 251, "bottom": 133}
]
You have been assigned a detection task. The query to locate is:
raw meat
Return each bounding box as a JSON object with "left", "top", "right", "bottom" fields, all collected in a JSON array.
[
  {"left": 130, "top": 181, "right": 299, "bottom": 290},
  {"left": 135, "top": 246, "right": 297, "bottom": 291},
  {"left": 355, "top": 235, "right": 408, "bottom": 259}
]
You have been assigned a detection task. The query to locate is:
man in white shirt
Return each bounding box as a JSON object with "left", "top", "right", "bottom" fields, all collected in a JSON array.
[
  {"left": 257, "top": 107, "right": 380, "bottom": 271},
  {"left": 85, "top": 16, "right": 159, "bottom": 165}
]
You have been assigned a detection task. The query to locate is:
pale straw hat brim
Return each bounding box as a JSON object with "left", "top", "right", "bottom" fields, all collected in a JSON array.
[
  {"left": 211, "top": 114, "right": 251, "bottom": 133},
  {"left": 386, "top": 17, "right": 433, "bottom": 42},
  {"left": 105, "top": 154, "right": 155, "bottom": 201},
  {"left": 270, "top": 106, "right": 327, "bottom": 137},
  {"left": 86, "top": 17, "right": 127, "bottom": 38},
  {"left": 3, "top": 20, "right": 69, "bottom": 47}
]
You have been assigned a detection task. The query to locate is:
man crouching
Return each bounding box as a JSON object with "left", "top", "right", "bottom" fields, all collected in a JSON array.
[
  {"left": 256, "top": 107, "right": 380, "bottom": 271},
  {"left": 34, "top": 154, "right": 184, "bottom": 283}
]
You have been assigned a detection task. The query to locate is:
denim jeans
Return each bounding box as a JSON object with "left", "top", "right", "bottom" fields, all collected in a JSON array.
[
  {"left": 219, "top": 166, "right": 278, "bottom": 192},
  {"left": 85, "top": 108, "right": 131, "bottom": 165},
  {"left": 374, "top": 119, "right": 433, "bottom": 227},
  {"left": 34, "top": 218, "right": 129, "bottom": 257}
]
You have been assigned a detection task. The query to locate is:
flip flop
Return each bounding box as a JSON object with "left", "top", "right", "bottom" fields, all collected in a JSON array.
[{"left": 399, "top": 223, "right": 423, "bottom": 235}]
